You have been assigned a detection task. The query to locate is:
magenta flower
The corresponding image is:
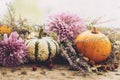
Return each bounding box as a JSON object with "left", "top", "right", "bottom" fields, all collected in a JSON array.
[
  {"left": 0, "top": 32, "right": 27, "bottom": 67},
  {"left": 45, "top": 12, "right": 87, "bottom": 42}
]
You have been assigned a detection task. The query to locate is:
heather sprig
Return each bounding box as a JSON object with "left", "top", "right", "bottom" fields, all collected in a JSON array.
[{"left": 0, "top": 32, "right": 27, "bottom": 67}]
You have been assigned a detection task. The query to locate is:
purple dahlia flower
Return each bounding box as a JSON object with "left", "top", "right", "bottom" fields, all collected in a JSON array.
[
  {"left": 45, "top": 12, "right": 87, "bottom": 42},
  {"left": 0, "top": 32, "right": 27, "bottom": 67}
]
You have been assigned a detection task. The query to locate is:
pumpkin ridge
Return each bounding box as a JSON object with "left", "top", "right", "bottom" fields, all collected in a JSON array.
[
  {"left": 35, "top": 41, "right": 39, "bottom": 62},
  {"left": 26, "top": 39, "right": 36, "bottom": 61},
  {"left": 51, "top": 40, "right": 58, "bottom": 54},
  {"left": 46, "top": 41, "right": 52, "bottom": 60}
]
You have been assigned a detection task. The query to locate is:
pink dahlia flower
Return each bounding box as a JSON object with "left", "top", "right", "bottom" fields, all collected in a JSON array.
[
  {"left": 0, "top": 32, "right": 27, "bottom": 67},
  {"left": 45, "top": 12, "right": 87, "bottom": 42}
]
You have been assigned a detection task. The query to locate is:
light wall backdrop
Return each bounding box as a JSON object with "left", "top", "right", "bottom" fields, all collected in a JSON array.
[{"left": 0, "top": 0, "right": 120, "bottom": 28}]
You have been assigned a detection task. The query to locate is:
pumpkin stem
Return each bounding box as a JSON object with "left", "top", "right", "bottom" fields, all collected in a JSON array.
[
  {"left": 38, "top": 26, "right": 44, "bottom": 38},
  {"left": 91, "top": 27, "right": 98, "bottom": 34}
]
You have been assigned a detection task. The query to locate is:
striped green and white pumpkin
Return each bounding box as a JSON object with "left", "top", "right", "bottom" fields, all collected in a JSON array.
[{"left": 26, "top": 37, "right": 59, "bottom": 61}]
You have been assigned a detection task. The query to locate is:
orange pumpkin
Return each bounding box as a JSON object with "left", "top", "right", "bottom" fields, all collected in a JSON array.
[{"left": 75, "top": 27, "right": 111, "bottom": 62}]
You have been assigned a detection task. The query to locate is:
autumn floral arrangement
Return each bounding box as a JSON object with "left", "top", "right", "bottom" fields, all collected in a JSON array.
[
  {"left": 45, "top": 12, "right": 120, "bottom": 73},
  {"left": 0, "top": 5, "right": 120, "bottom": 75}
]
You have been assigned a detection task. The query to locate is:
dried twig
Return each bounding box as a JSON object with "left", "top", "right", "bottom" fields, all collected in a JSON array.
[{"left": 60, "top": 42, "right": 90, "bottom": 74}]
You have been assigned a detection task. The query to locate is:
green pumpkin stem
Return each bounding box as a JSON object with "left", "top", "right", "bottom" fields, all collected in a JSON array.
[
  {"left": 91, "top": 27, "right": 98, "bottom": 34},
  {"left": 38, "top": 28, "right": 43, "bottom": 38}
]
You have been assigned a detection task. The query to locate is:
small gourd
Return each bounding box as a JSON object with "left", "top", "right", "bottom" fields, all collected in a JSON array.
[
  {"left": 75, "top": 27, "right": 111, "bottom": 62},
  {"left": 25, "top": 27, "right": 59, "bottom": 62}
]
